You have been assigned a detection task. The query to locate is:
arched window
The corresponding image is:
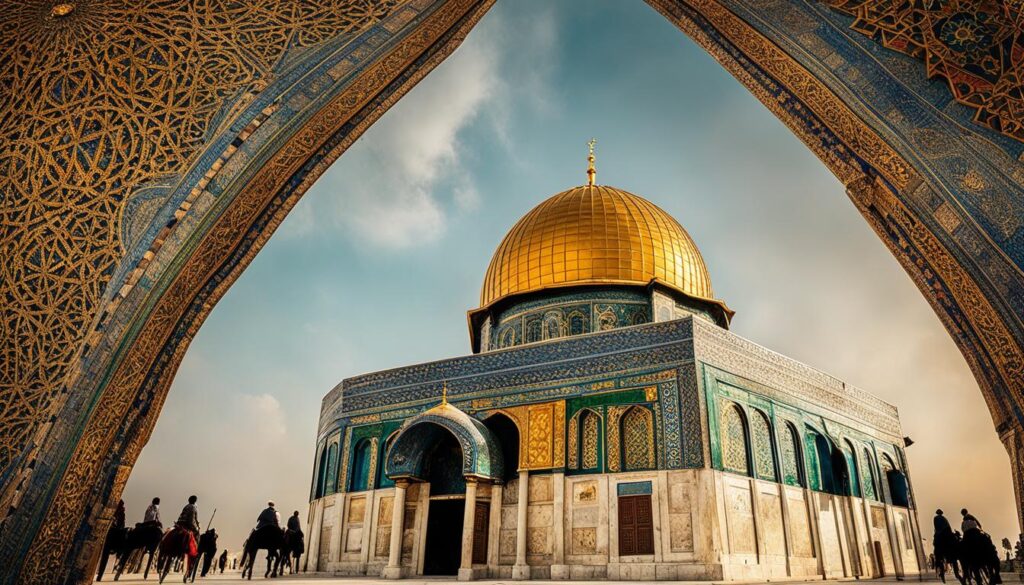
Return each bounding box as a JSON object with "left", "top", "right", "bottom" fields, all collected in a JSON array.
[
  {"left": 378, "top": 432, "right": 398, "bottom": 489},
  {"left": 500, "top": 326, "right": 516, "bottom": 348},
  {"left": 780, "top": 423, "right": 803, "bottom": 487},
  {"left": 598, "top": 309, "right": 617, "bottom": 330},
  {"left": 525, "top": 319, "right": 542, "bottom": 343},
  {"left": 807, "top": 430, "right": 834, "bottom": 493},
  {"left": 630, "top": 309, "right": 648, "bottom": 325},
  {"left": 621, "top": 406, "right": 655, "bottom": 471},
  {"left": 568, "top": 409, "right": 602, "bottom": 472},
  {"left": 861, "top": 448, "right": 878, "bottom": 501},
  {"left": 882, "top": 454, "right": 909, "bottom": 507},
  {"left": 315, "top": 444, "right": 329, "bottom": 498},
  {"left": 349, "top": 439, "right": 372, "bottom": 492},
  {"left": 720, "top": 403, "right": 750, "bottom": 476},
  {"left": 484, "top": 413, "right": 521, "bottom": 482},
  {"left": 751, "top": 410, "right": 777, "bottom": 481},
  {"left": 324, "top": 442, "right": 339, "bottom": 494},
  {"left": 568, "top": 311, "right": 587, "bottom": 335},
  {"left": 843, "top": 440, "right": 861, "bottom": 497},
  {"left": 543, "top": 312, "right": 563, "bottom": 340}
]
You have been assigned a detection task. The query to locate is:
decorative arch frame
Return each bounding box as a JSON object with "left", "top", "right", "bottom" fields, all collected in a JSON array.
[
  {"left": 749, "top": 408, "right": 778, "bottom": 482},
  {"left": 567, "top": 407, "right": 604, "bottom": 473},
  {"left": 719, "top": 401, "right": 752, "bottom": 476},
  {"left": 619, "top": 405, "right": 657, "bottom": 472},
  {"left": 385, "top": 408, "right": 504, "bottom": 482},
  {"left": 1, "top": 0, "right": 1023, "bottom": 581}
]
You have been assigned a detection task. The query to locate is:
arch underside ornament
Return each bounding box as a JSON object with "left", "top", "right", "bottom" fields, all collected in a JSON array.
[
  {"left": 0, "top": 0, "right": 1022, "bottom": 583},
  {"left": 385, "top": 409, "right": 504, "bottom": 481}
]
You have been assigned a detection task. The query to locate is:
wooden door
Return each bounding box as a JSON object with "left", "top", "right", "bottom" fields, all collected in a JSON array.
[
  {"left": 471, "top": 501, "right": 489, "bottom": 565},
  {"left": 618, "top": 495, "right": 654, "bottom": 556}
]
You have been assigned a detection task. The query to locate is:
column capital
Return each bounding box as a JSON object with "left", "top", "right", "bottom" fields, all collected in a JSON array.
[{"left": 395, "top": 478, "right": 411, "bottom": 489}]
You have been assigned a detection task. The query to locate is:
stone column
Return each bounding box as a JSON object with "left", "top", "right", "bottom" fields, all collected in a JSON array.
[
  {"left": 513, "top": 470, "right": 530, "bottom": 580},
  {"left": 382, "top": 480, "right": 408, "bottom": 579},
  {"left": 459, "top": 478, "right": 479, "bottom": 581},
  {"left": 550, "top": 471, "right": 568, "bottom": 579}
]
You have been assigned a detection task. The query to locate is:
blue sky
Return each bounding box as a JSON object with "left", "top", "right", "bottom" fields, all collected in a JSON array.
[{"left": 123, "top": 0, "right": 1016, "bottom": 551}]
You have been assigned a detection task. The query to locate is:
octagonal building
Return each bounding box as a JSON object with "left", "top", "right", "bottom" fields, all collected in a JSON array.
[{"left": 305, "top": 163, "right": 925, "bottom": 581}]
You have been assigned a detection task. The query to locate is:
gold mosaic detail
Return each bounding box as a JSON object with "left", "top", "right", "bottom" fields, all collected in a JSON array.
[
  {"left": 567, "top": 415, "right": 578, "bottom": 469},
  {"left": 605, "top": 405, "right": 627, "bottom": 472},
  {"left": 621, "top": 407, "right": 655, "bottom": 470},
  {"left": 647, "top": 0, "right": 913, "bottom": 192},
  {"left": 526, "top": 404, "right": 554, "bottom": 468},
  {"left": 13, "top": 2, "right": 496, "bottom": 581},
  {"left": 581, "top": 410, "right": 600, "bottom": 470},
  {"left": 366, "top": 437, "right": 379, "bottom": 492},
  {"left": 0, "top": 0, "right": 403, "bottom": 495},
  {"left": 479, "top": 185, "right": 720, "bottom": 307}
]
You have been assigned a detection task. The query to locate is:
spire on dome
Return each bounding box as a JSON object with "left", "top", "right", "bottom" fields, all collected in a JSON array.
[{"left": 586, "top": 138, "right": 597, "bottom": 186}]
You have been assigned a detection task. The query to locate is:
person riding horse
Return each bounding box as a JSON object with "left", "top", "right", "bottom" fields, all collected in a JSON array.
[
  {"left": 176, "top": 495, "right": 201, "bottom": 537},
  {"left": 256, "top": 501, "right": 280, "bottom": 531},
  {"left": 287, "top": 510, "right": 303, "bottom": 536},
  {"left": 933, "top": 509, "right": 958, "bottom": 582},
  {"left": 144, "top": 496, "right": 162, "bottom": 528},
  {"left": 957, "top": 508, "right": 1002, "bottom": 585},
  {"left": 241, "top": 501, "right": 286, "bottom": 579},
  {"left": 96, "top": 500, "right": 128, "bottom": 580}
]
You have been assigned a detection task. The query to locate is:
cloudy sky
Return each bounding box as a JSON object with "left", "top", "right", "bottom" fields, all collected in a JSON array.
[{"left": 122, "top": 0, "right": 1018, "bottom": 553}]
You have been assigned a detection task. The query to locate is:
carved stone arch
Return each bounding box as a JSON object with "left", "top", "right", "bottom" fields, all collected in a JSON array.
[
  {"left": 385, "top": 408, "right": 504, "bottom": 482},
  {"left": 2, "top": 0, "right": 1024, "bottom": 581}
]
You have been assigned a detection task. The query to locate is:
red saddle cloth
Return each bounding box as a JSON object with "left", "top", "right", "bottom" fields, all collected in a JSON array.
[{"left": 187, "top": 531, "right": 198, "bottom": 557}]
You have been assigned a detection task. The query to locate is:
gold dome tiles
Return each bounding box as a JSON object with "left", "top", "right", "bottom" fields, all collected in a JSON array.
[{"left": 480, "top": 185, "right": 720, "bottom": 308}]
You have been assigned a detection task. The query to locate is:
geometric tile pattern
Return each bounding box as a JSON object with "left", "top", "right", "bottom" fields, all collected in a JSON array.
[
  {"left": 825, "top": 0, "right": 1024, "bottom": 142},
  {"left": 750, "top": 410, "right": 777, "bottom": 481},
  {"left": 0, "top": 0, "right": 402, "bottom": 491}
]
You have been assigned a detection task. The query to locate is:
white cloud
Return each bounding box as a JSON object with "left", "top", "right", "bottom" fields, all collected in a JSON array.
[
  {"left": 286, "top": 7, "right": 560, "bottom": 249},
  {"left": 308, "top": 26, "right": 500, "bottom": 249},
  {"left": 238, "top": 393, "right": 287, "bottom": 439}
]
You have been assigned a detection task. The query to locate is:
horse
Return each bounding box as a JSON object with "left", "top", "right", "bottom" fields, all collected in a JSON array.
[
  {"left": 157, "top": 526, "right": 197, "bottom": 584},
  {"left": 112, "top": 523, "right": 164, "bottom": 581},
  {"left": 241, "top": 526, "right": 285, "bottom": 580},
  {"left": 186, "top": 529, "right": 218, "bottom": 581},
  {"left": 277, "top": 529, "right": 304, "bottom": 575},
  {"left": 96, "top": 524, "right": 128, "bottom": 581},
  {"left": 960, "top": 529, "right": 1002, "bottom": 585},
  {"left": 935, "top": 531, "right": 965, "bottom": 584}
]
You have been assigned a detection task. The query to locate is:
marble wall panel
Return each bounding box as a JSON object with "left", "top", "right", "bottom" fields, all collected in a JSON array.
[{"left": 724, "top": 481, "right": 756, "bottom": 554}]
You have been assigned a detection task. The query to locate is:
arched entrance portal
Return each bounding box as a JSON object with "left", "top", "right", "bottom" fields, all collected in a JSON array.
[
  {"left": 1, "top": 1, "right": 1023, "bottom": 582},
  {"left": 382, "top": 404, "right": 506, "bottom": 580}
]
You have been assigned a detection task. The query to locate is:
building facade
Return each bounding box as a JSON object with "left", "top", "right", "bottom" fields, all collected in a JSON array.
[{"left": 305, "top": 178, "right": 925, "bottom": 581}]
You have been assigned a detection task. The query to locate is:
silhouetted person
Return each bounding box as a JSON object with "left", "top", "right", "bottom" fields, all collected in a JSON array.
[
  {"left": 176, "top": 495, "right": 200, "bottom": 536},
  {"left": 961, "top": 508, "right": 982, "bottom": 534},
  {"left": 287, "top": 510, "right": 302, "bottom": 536},
  {"left": 143, "top": 496, "right": 162, "bottom": 527},
  {"left": 935, "top": 509, "right": 952, "bottom": 536},
  {"left": 218, "top": 550, "right": 227, "bottom": 573},
  {"left": 255, "top": 500, "right": 280, "bottom": 531},
  {"left": 198, "top": 528, "right": 218, "bottom": 576}
]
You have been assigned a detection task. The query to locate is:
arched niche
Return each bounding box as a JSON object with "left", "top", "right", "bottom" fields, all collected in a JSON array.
[{"left": 1, "top": 1, "right": 1023, "bottom": 582}]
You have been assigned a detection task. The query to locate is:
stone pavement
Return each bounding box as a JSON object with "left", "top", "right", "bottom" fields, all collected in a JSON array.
[{"left": 106, "top": 573, "right": 1024, "bottom": 585}]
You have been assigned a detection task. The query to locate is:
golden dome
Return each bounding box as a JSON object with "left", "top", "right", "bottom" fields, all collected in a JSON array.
[{"left": 480, "top": 184, "right": 721, "bottom": 308}]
